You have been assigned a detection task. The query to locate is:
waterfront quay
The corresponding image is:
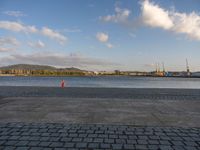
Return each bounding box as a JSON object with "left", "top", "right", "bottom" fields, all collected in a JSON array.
[{"left": 0, "top": 87, "right": 200, "bottom": 149}]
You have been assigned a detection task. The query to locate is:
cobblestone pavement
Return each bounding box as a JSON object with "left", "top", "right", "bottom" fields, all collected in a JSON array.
[{"left": 0, "top": 123, "right": 199, "bottom": 150}]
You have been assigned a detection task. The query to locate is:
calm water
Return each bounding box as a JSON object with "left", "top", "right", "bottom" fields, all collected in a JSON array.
[{"left": 0, "top": 76, "right": 200, "bottom": 89}]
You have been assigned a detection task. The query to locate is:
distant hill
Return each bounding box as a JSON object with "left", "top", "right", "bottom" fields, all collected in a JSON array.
[{"left": 0, "top": 64, "right": 83, "bottom": 71}]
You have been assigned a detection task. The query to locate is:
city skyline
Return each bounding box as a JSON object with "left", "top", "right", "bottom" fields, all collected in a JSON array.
[{"left": 0, "top": 0, "right": 200, "bottom": 71}]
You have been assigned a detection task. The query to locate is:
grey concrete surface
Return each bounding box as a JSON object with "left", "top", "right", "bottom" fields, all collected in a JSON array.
[
  {"left": 0, "top": 86, "right": 200, "bottom": 100},
  {"left": 0, "top": 97, "right": 200, "bottom": 127}
]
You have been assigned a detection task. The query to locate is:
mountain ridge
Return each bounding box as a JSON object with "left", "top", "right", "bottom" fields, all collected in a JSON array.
[{"left": 0, "top": 64, "right": 83, "bottom": 71}]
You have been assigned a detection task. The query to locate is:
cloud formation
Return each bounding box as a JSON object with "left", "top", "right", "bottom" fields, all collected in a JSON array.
[
  {"left": 96, "top": 32, "right": 113, "bottom": 48},
  {"left": 101, "top": 0, "right": 200, "bottom": 41},
  {"left": 0, "top": 37, "right": 20, "bottom": 46},
  {"left": 141, "top": 0, "right": 200, "bottom": 40},
  {"left": 96, "top": 32, "right": 109, "bottom": 42},
  {"left": 0, "top": 21, "right": 37, "bottom": 33},
  {"left": 0, "top": 47, "right": 13, "bottom": 52},
  {"left": 141, "top": 0, "right": 173, "bottom": 30},
  {"left": 28, "top": 40, "right": 45, "bottom": 48},
  {"left": 100, "top": 7, "right": 131, "bottom": 24},
  {"left": 0, "top": 52, "right": 118, "bottom": 70},
  {"left": 0, "top": 37, "right": 20, "bottom": 52},
  {"left": 0, "top": 21, "right": 67, "bottom": 44},
  {"left": 3, "top": 11, "right": 26, "bottom": 17}
]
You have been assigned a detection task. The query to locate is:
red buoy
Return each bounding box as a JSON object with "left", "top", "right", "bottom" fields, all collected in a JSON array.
[{"left": 61, "top": 80, "right": 65, "bottom": 88}]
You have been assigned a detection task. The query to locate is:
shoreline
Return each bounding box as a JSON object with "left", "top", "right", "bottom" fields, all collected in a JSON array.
[{"left": 1, "top": 74, "right": 200, "bottom": 78}]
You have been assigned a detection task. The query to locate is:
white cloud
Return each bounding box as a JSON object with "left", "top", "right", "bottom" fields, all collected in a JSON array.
[
  {"left": 3, "top": 11, "right": 26, "bottom": 17},
  {"left": 0, "top": 37, "right": 20, "bottom": 52},
  {"left": 101, "top": 0, "right": 200, "bottom": 41},
  {"left": 0, "top": 21, "right": 38, "bottom": 33},
  {"left": 96, "top": 32, "right": 109, "bottom": 43},
  {"left": 100, "top": 7, "right": 131, "bottom": 24},
  {"left": 0, "top": 37, "right": 20, "bottom": 46},
  {"left": 0, "top": 47, "right": 13, "bottom": 52},
  {"left": 140, "top": 0, "right": 200, "bottom": 40},
  {"left": 0, "top": 21, "right": 67, "bottom": 44},
  {"left": 28, "top": 40, "right": 45, "bottom": 48},
  {"left": 41, "top": 27, "right": 67, "bottom": 44},
  {"left": 171, "top": 12, "right": 200, "bottom": 40},
  {"left": 141, "top": 0, "right": 174, "bottom": 30},
  {"left": 106, "top": 43, "right": 113, "bottom": 48}
]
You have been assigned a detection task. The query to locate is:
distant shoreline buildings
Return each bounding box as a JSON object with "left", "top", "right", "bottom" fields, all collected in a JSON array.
[{"left": 0, "top": 62, "right": 200, "bottom": 77}]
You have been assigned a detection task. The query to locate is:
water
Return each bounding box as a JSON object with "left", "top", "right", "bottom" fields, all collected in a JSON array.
[{"left": 0, "top": 76, "right": 200, "bottom": 89}]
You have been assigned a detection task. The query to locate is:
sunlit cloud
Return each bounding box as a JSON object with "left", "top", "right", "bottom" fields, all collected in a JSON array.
[
  {"left": 0, "top": 47, "right": 14, "bottom": 52},
  {"left": 100, "top": 7, "right": 131, "bottom": 24},
  {"left": 101, "top": 0, "right": 200, "bottom": 41},
  {"left": 141, "top": 0, "right": 174, "bottom": 30},
  {"left": 96, "top": 32, "right": 109, "bottom": 43},
  {"left": 0, "top": 21, "right": 67, "bottom": 44},
  {"left": 140, "top": 0, "right": 200, "bottom": 40},
  {"left": 41, "top": 27, "right": 67, "bottom": 44},
  {"left": 0, "top": 21, "right": 37, "bottom": 33}
]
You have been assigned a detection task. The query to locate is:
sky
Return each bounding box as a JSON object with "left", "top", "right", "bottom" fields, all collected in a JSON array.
[{"left": 0, "top": 0, "right": 200, "bottom": 72}]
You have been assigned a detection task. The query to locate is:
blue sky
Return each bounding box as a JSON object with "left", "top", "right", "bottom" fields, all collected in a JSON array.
[{"left": 0, "top": 0, "right": 200, "bottom": 71}]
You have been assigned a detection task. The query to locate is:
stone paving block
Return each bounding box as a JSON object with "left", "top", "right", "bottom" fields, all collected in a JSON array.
[
  {"left": 148, "top": 140, "right": 159, "bottom": 145},
  {"left": 127, "top": 139, "right": 137, "bottom": 144},
  {"left": 104, "top": 138, "right": 114, "bottom": 143},
  {"left": 137, "top": 139, "right": 148, "bottom": 145},
  {"left": 93, "top": 138, "right": 104, "bottom": 143},
  {"left": 115, "top": 139, "right": 126, "bottom": 144},
  {"left": 49, "top": 142, "right": 64, "bottom": 148},
  {"left": 88, "top": 143, "right": 99, "bottom": 149},
  {"left": 159, "top": 140, "right": 171, "bottom": 145},
  {"left": 29, "top": 147, "right": 43, "bottom": 150},
  {"left": 148, "top": 144, "right": 159, "bottom": 150},
  {"left": 27, "top": 141, "right": 40, "bottom": 146},
  {"left": 172, "top": 145, "right": 185, "bottom": 150},
  {"left": 4, "top": 140, "right": 18, "bottom": 146},
  {"left": 184, "top": 146, "right": 198, "bottom": 150},
  {"left": 135, "top": 144, "right": 148, "bottom": 150},
  {"left": 124, "top": 144, "right": 135, "bottom": 150},
  {"left": 100, "top": 143, "right": 111, "bottom": 149},
  {"left": 159, "top": 145, "right": 173, "bottom": 150},
  {"left": 83, "top": 137, "right": 93, "bottom": 142},
  {"left": 72, "top": 137, "right": 82, "bottom": 142},
  {"left": 38, "top": 141, "right": 51, "bottom": 147},
  {"left": 15, "top": 147, "right": 30, "bottom": 150},
  {"left": 54, "top": 148, "right": 67, "bottom": 150},
  {"left": 3, "top": 146, "right": 16, "bottom": 150},
  {"left": 63, "top": 142, "right": 75, "bottom": 148},
  {"left": 75, "top": 142, "right": 87, "bottom": 148},
  {"left": 171, "top": 140, "right": 184, "bottom": 146},
  {"left": 184, "top": 141, "right": 198, "bottom": 146},
  {"left": 112, "top": 144, "right": 123, "bottom": 150},
  {"left": 109, "top": 134, "right": 118, "bottom": 139},
  {"left": 15, "top": 140, "right": 29, "bottom": 146}
]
